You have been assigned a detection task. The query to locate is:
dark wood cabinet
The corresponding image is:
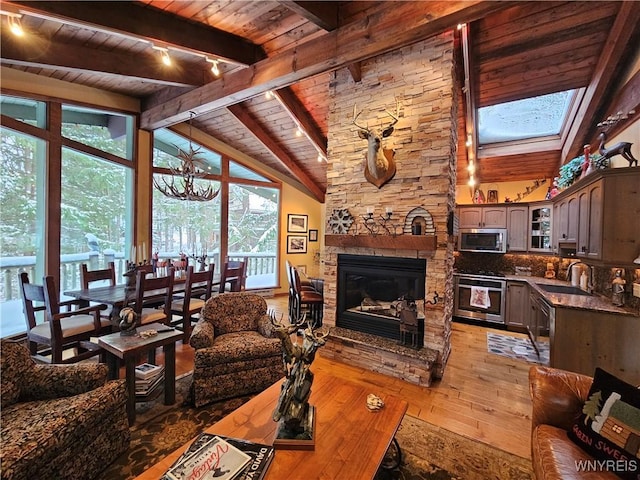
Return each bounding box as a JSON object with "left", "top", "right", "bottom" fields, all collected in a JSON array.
[
  {"left": 457, "top": 206, "right": 507, "bottom": 229},
  {"left": 506, "top": 206, "right": 528, "bottom": 252},
  {"left": 505, "top": 281, "right": 530, "bottom": 330}
]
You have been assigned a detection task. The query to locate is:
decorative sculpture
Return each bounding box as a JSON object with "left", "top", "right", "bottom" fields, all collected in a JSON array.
[
  {"left": 598, "top": 132, "right": 638, "bottom": 167},
  {"left": 353, "top": 102, "right": 400, "bottom": 188},
  {"left": 270, "top": 312, "right": 328, "bottom": 449}
]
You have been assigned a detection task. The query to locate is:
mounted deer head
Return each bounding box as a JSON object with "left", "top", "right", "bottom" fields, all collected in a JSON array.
[{"left": 353, "top": 102, "right": 399, "bottom": 188}]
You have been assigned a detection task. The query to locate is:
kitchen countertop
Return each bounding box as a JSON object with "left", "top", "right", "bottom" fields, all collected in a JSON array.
[{"left": 503, "top": 274, "right": 638, "bottom": 317}]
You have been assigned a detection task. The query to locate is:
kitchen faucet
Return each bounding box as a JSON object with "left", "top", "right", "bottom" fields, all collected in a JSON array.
[{"left": 566, "top": 260, "right": 584, "bottom": 283}]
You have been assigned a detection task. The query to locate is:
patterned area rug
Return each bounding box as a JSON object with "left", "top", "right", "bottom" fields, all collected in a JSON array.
[
  {"left": 98, "top": 374, "right": 533, "bottom": 480},
  {"left": 487, "top": 332, "right": 550, "bottom": 365}
]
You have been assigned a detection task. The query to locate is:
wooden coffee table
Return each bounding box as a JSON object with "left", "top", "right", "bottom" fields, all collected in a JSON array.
[
  {"left": 98, "top": 323, "right": 183, "bottom": 425},
  {"left": 135, "top": 370, "right": 407, "bottom": 479}
]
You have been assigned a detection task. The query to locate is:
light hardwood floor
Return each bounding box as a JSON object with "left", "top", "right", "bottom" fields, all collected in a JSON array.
[{"left": 163, "top": 294, "right": 534, "bottom": 460}]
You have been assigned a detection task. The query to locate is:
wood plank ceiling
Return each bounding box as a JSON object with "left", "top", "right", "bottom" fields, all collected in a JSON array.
[{"left": 1, "top": 1, "right": 638, "bottom": 200}]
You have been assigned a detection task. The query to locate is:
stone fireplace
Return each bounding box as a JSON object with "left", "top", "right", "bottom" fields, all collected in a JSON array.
[{"left": 319, "top": 32, "right": 458, "bottom": 385}]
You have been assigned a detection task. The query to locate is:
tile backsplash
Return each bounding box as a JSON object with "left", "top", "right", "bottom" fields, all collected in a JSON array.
[{"left": 454, "top": 252, "right": 640, "bottom": 310}]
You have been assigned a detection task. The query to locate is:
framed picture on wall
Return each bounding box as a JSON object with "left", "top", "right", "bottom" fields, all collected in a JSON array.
[
  {"left": 287, "top": 214, "right": 308, "bottom": 233},
  {"left": 308, "top": 229, "right": 318, "bottom": 242},
  {"left": 287, "top": 235, "right": 308, "bottom": 254}
]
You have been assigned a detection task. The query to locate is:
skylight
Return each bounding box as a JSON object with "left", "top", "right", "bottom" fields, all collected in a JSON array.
[{"left": 478, "top": 90, "right": 575, "bottom": 144}]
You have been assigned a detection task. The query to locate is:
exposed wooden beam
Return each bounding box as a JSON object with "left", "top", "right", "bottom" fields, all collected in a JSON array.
[
  {"left": 141, "top": 1, "right": 512, "bottom": 130},
  {"left": 227, "top": 104, "right": 325, "bottom": 203},
  {"left": 347, "top": 62, "right": 362, "bottom": 83},
  {"left": 273, "top": 88, "right": 327, "bottom": 156},
  {"left": 279, "top": 1, "right": 339, "bottom": 31},
  {"left": 561, "top": 2, "right": 640, "bottom": 163},
  {"left": 0, "top": 31, "right": 205, "bottom": 87},
  {"left": 7, "top": 0, "right": 263, "bottom": 66},
  {"left": 591, "top": 69, "right": 640, "bottom": 142}
]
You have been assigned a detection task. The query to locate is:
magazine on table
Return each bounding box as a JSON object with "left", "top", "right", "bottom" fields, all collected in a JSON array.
[
  {"left": 163, "top": 433, "right": 274, "bottom": 480},
  {"left": 135, "top": 362, "right": 164, "bottom": 380},
  {"left": 165, "top": 435, "right": 251, "bottom": 480}
]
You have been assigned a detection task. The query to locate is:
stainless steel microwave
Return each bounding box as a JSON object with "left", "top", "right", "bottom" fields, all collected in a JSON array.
[{"left": 458, "top": 228, "right": 507, "bottom": 253}]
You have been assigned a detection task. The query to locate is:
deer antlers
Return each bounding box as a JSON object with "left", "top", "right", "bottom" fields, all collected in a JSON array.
[
  {"left": 352, "top": 101, "right": 400, "bottom": 137},
  {"left": 268, "top": 309, "right": 328, "bottom": 341}
]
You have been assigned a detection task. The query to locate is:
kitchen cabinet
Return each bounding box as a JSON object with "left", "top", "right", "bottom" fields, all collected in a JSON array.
[
  {"left": 505, "top": 281, "right": 530, "bottom": 330},
  {"left": 576, "top": 180, "right": 603, "bottom": 260},
  {"left": 552, "top": 169, "right": 639, "bottom": 264},
  {"left": 529, "top": 289, "right": 551, "bottom": 338},
  {"left": 551, "top": 308, "right": 639, "bottom": 385},
  {"left": 553, "top": 193, "right": 578, "bottom": 246},
  {"left": 506, "top": 206, "right": 528, "bottom": 251},
  {"left": 528, "top": 202, "right": 553, "bottom": 253},
  {"left": 458, "top": 206, "right": 506, "bottom": 228}
]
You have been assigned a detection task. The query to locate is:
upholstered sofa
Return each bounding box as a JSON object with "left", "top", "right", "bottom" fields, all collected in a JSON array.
[
  {"left": 189, "top": 293, "right": 284, "bottom": 407},
  {"left": 529, "top": 365, "right": 619, "bottom": 480},
  {"left": 0, "top": 340, "right": 130, "bottom": 480}
]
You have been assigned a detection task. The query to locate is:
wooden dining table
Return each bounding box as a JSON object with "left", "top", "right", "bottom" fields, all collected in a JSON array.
[{"left": 64, "top": 272, "right": 240, "bottom": 324}]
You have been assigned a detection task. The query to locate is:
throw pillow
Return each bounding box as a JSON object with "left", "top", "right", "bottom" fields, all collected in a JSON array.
[{"left": 567, "top": 368, "right": 640, "bottom": 480}]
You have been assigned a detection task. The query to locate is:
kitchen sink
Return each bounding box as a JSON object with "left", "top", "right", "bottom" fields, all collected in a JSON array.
[{"left": 536, "top": 284, "right": 592, "bottom": 296}]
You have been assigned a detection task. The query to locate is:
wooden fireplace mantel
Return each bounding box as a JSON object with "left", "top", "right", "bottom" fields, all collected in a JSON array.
[{"left": 324, "top": 234, "right": 437, "bottom": 250}]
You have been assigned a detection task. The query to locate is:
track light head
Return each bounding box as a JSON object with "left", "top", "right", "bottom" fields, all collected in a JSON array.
[{"left": 205, "top": 57, "right": 220, "bottom": 76}]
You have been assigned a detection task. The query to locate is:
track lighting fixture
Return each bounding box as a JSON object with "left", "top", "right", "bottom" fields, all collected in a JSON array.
[
  {"left": 205, "top": 57, "right": 220, "bottom": 76},
  {"left": 1, "top": 12, "right": 24, "bottom": 37},
  {"left": 152, "top": 45, "right": 171, "bottom": 66}
]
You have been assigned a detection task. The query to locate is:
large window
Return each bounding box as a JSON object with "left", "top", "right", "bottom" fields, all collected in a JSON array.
[
  {"left": 0, "top": 128, "right": 46, "bottom": 337},
  {"left": 228, "top": 183, "right": 279, "bottom": 288},
  {"left": 152, "top": 129, "right": 280, "bottom": 289},
  {"left": 61, "top": 148, "right": 133, "bottom": 288},
  {"left": 0, "top": 94, "right": 135, "bottom": 338}
]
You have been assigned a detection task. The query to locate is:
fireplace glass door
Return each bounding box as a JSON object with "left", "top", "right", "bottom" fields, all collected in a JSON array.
[{"left": 337, "top": 254, "right": 426, "bottom": 344}]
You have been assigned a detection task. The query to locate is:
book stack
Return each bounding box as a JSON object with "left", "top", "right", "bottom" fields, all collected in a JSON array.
[
  {"left": 163, "top": 433, "right": 274, "bottom": 480},
  {"left": 135, "top": 363, "right": 164, "bottom": 397}
]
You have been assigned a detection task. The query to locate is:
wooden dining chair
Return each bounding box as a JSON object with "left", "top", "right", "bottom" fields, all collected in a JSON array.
[
  {"left": 131, "top": 266, "right": 175, "bottom": 327},
  {"left": 80, "top": 262, "right": 117, "bottom": 328},
  {"left": 19, "top": 272, "right": 108, "bottom": 364},
  {"left": 285, "top": 260, "right": 317, "bottom": 322},
  {"left": 217, "top": 260, "right": 247, "bottom": 293},
  {"left": 170, "top": 264, "right": 215, "bottom": 342},
  {"left": 80, "top": 262, "right": 116, "bottom": 289},
  {"left": 291, "top": 265, "right": 323, "bottom": 327}
]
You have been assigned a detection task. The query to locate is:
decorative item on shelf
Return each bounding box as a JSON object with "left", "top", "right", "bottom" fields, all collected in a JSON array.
[
  {"left": 472, "top": 187, "right": 485, "bottom": 204},
  {"left": 598, "top": 132, "right": 637, "bottom": 167},
  {"left": 597, "top": 109, "right": 636, "bottom": 132},
  {"left": 512, "top": 178, "right": 547, "bottom": 202},
  {"left": 486, "top": 187, "right": 499, "bottom": 204},
  {"left": 360, "top": 207, "right": 379, "bottom": 235},
  {"left": 378, "top": 207, "right": 398, "bottom": 236},
  {"left": 327, "top": 208, "right": 354, "bottom": 234},
  {"left": 269, "top": 311, "right": 327, "bottom": 450},
  {"left": 153, "top": 112, "right": 220, "bottom": 202},
  {"left": 611, "top": 269, "right": 626, "bottom": 307},
  {"left": 404, "top": 207, "right": 436, "bottom": 236}
]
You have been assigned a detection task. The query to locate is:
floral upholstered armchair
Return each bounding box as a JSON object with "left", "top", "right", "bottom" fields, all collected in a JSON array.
[
  {"left": 189, "top": 292, "right": 285, "bottom": 407},
  {"left": 0, "top": 340, "right": 130, "bottom": 480}
]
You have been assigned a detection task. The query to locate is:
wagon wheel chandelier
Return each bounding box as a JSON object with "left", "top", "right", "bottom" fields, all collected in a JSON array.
[{"left": 153, "top": 112, "right": 220, "bottom": 202}]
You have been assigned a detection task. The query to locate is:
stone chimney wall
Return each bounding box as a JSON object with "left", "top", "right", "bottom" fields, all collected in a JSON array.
[{"left": 322, "top": 32, "right": 458, "bottom": 376}]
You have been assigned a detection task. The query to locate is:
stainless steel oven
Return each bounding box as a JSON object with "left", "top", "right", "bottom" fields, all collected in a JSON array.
[{"left": 454, "top": 274, "right": 506, "bottom": 324}]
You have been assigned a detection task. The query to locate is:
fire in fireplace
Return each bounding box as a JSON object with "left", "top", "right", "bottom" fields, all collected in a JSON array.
[{"left": 336, "top": 254, "right": 426, "bottom": 347}]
